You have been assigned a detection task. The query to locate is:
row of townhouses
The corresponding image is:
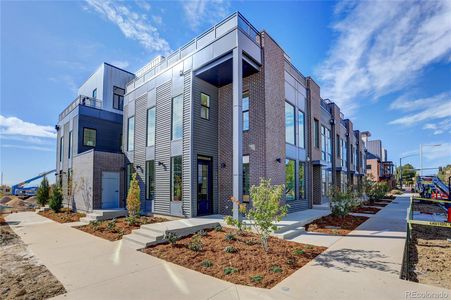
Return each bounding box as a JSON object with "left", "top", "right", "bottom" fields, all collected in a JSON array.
[{"left": 55, "top": 12, "right": 393, "bottom": 218}]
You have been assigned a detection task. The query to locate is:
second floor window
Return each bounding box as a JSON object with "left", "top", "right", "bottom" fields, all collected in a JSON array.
[
  {"left": 68, "top": 131, "right": 72, "bottom": 159},
  {"left": 127, "top": 116, "right": 135, "bottom": 151},
  {"left": 242, "top": 91, "right": 249, "bottom": 131},
  {"left": 147, "top": 107, "right": 156, "bottom": 147},
  {"left": 83, "top": 128, "right": 96, "bottom": 147},
  {"left": 200, "top": 93, "right": 210, "bottom": 120},
  {"left": 285, "top": 102, "right": 295, "bottom": 144},
  {"left": 172, "top": 95, "right": 183, "bottom": 140},
  {"left": 314, "top": 119, "right": 320, "bottom": 148},
  {"left": 298, "top": 110, "right": 305, "bottom": 148},
  {"left": 321, "top": 125, "right": 326, "bottom": 160},
  {"left": 59, "top": 136, "right": 64, "bottom": 162},
  {"left": 113, "top": 86, "right": 125, "bottom": 110},
  {"left": 92, "top": 88, "right": 97, "bottom": 99}
]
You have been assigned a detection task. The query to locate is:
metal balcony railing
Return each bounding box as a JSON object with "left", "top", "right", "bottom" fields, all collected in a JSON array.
[{"left": 59, "top": 95, "right": 102, "bottom": 121}]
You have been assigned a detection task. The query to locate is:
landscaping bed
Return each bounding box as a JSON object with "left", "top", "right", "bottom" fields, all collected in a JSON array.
[
  {"left": 407, "top": 224, "right": 451, "bottom": 290},
  {"left": 142, "top": 228, "right": 326, "bottom": 288},
  {"left": 351, "top": 206, "right": 381, "bottom": 214},
  {"left": 305, "top": 214, "right": 369, "bottom": 235},
  {"left": 77, "top": 216, "right": 169, "bottom": 241},
  {"left": 38, "top": 208, "right": 85, "bottom": 223},
  {"left": 1, "top": 215, "right": 66, "bottom": 299}
]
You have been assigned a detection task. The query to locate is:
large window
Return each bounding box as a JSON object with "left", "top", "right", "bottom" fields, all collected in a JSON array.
[
  {"left": 343, "top": 141, "right": 348, "bottom": 167},
  {"left": 314, "top": 119, "right": 320, "bottom": 148},
  {"left": 285, "top": 102, "right": 295, "bottom": 144},
  {"left": 321, "top": 125, "right": 326, "bottom": 161},
  {"left": 127, "top": 116, "right": 135, "bottom": 151},
  {"left": 243, "top": 155, "right": 250, "bottom": 202},
  {"left": 92, "top": 88, "right": 97, "bottom": 99},
  {"left": 341, "top": 139, "right": 346, "bottom": 167},
  {"left": 321, "top": 169, "right": 332, "bottom": 197},
  {"left": 171, "top": 156, "right": 183, "bottom": 201},
  {"left": 299, "top": 162, "right": 305, "bottom": 199},
  {"left": 145, "top": 160, "right": 155, "bottom": 200},
  {"left": 298, "top": 110, "right": 305, "bottom": 148},
  {"left": 172, "top": 95, "right": 183, "bottom": 140},
  {"left": 147, "top": 107, "right": 156, "bottom": 147},
  {"left": 68, "top": 131, "right": 72, "bottom": 159},
  {"left": 326, "top": 128, "right": 332, "bottom": 162},
  {"left": 83, "top": 128, "right": 96, "bottom": 147},
  {"left": 336, "top": 134, "right": 341, "bottom": 158},
  {"left": 242, "top": 91, "right": 249, "bottom": 131},
  {"left": 200, "top": 93, "right": 210, "bottom": 120},
  {"left": 285, "top": 159, "right": 296, "bottom": 201},
  {"left": 113, "top": 86, "right": 125, "bottom": 110}
]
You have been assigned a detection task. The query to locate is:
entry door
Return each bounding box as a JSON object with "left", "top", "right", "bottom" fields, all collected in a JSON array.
[
  {"left": 102, "top": 172, "right": 120, "bottom": 209},
  {"left": 197, "top": 157, "right": 213, "bottom": 216}
]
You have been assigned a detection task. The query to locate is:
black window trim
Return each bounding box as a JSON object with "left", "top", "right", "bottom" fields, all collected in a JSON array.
[
  {"left": 200, "top": 92, "right": 210, "bottom": 120},
  {"left": 83, "top": 127, "right": 97, "bottom": 147}
]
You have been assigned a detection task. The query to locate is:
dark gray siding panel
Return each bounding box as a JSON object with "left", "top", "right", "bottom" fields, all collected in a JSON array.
[
  {"left": 192, "top": 77, "right": 218, "bottom": 216},
  {"left": 77, "top": 114, "right": 122, "bottom": 154},
  {"left": 154, "top": 81, "right": 172, "bottom": 215},
  {"left": 134, "top": 94, "right": 148, "bottom": 212},
  {"left": 182, "top": 72, "right": 193, "bottom": 217}
]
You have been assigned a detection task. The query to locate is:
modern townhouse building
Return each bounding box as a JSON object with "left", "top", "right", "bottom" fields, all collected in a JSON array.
[
  {"left": 121, "top": 12, "right": 372, "bottom": 219},
  {"left": 56, "top": 63, "right": 134, "bottom": 211}
]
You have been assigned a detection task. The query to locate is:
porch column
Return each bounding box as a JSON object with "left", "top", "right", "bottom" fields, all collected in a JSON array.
[{"left": 232, "top": 47, "right": 243, "bottom": 221}]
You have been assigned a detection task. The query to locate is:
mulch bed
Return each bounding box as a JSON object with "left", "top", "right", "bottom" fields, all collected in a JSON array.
[
  {"left": 351, "top": 206, "right": 381, "bottom": 214},
  {"left": 305, "top": 214, "right": 369, "bottom": 235},
  {"left": 38, "top": 208, "right": 85, "bottom": 223},
  {"left": 143, "top": 228, "right": 326, "bottom": 289},
  {"left": 407, "top": 224, "right": 451, "bottom": 290},
  {"left": 77, "top": 216, "right": 169, "bottom": 241}
]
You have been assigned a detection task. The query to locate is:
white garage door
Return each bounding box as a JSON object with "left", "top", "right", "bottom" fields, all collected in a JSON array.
[{"left": 101, "top": 172, "right": 120, "bottom": 209}]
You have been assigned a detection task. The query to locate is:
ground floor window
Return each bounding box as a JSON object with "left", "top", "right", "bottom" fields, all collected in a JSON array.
[
  {"left": 285, "top": 159, "right": 296, "bottom": 201},
  {"left": 321, "top": 169, "right": 332, "bottom": 197},
  {"left": 299, "top": 162, "right": 305, "bottom": 199},
  {"left": 171, "top": 156, "right": 183, "bottom": 201},
  {"left": 243, "top": 155, "right": 250, "bottom": 202},
  {"left": 145, "top": 160, "right": 155, "bottom": 200}
]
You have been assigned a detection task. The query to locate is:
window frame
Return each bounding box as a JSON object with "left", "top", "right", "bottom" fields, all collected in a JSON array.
[
  {"left": 298, "top": 161, "right": 305, "bottom": 199},
  {"left": 83, "top": 127, "right": 97, "bottom": 147},
  {"left": 68, "top": 131, "right": 72, "bottom": 159},
  {"left": 59, "top": 136, "right": 64, "bottom": 162},
  {"left": 200, "top": 93, "right": 210, "bottom": 120},
  {"left": 113, "top": 86, "right": 125, "bottom": 111},
  {"left": 285, "top": 158, "right": 296, "bottom": 201},
  {"left": 127, "top": 116, "right": 135, "bottom": 151},
  {"left": 314, "top": 119, "right": 320, "bottom": 148},
  {"left": 242, "top": 91, "right": 250, "bottom": 131},
  {"left": 285, "top": 101, "right": 296, "bottom": 145},
  {"left": 146, "top": 107, "right": 156, "bottom": 147},
  {"left": 171, "top": 156, "right": 183, "bottom": 201},
  {"left": 145, "top": 160, "right": 155, "bottom": 200},
  {"left": 171, "top": 95, "right": 183, "bottom": 141},
  {"left": 298, "top": 110, "right": 305, "bottom": 148},
  {"left": 92, "top": 88, "right": 97, "bottom": 99},
  {"left": 242, "top": 155, "right": 250, "bottom": 202}
]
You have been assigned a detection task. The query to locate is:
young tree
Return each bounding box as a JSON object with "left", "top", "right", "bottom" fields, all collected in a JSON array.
[
  {"left": 49, "top": 187, "right": 63, "bottom": 213},
  {"left": 246, "top": 178, "right": 288, "bottom": 252},
  {"left": 36, "top": 176, "right": 50, "bottom": 207},
  {"left": 126, "top": 173, "right": 141, "bottom": 218}
]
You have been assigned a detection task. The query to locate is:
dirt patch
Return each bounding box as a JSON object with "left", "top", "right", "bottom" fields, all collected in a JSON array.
[
  {"left": 407, "top": 224, "right": 451, "bottom": 290},
  {"left": 0, "top": 196, "right": 12, "bottom": 204},
  {"left": 38, "top": 208, "right": 85, "bottom": 223},
  {"left": 0, "top": 216, "right": 66, "bottom": 299},
  {"left": 413, "top": 202, "right": 446, "bottom": 215},
  {"left": 143, "top": 228, "right": 326, "bottom": 289},
  {"left": 305, "top": 214, "right": 369, "bottom": 235},
  {"left": 351, "top": 206, "right": 381, "bottom": 214},
  {"left": 77, "top": 216, "right": 169, "bottom": 241}
]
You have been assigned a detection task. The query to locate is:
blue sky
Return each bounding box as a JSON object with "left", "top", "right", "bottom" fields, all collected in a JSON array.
[{"left": 1, "top": 0, "right": 450, "bottom": 185}]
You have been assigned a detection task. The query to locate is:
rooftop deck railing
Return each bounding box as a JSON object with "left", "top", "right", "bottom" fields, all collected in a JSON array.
[
  {"left": 126, "top": 12, "right": 261, "bottom": 93},
  {"left": 59, "top": 95, "right": 102, "bottom": 121}
]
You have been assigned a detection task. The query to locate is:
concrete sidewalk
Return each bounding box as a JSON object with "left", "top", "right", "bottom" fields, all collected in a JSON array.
[{"left": 5, "top": 195, "right": 450, "bottom": 299}]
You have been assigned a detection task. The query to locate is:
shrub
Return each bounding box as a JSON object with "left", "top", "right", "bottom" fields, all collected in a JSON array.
[
  {"left": 246, "top": 179, "right": 287, "bottom": 252},
  {"left": 36, "top": 176, "right": 50, "bottom": 207},
  {"left": 270, "top": 265, "right": 282, "bottom": 273},
  {"left": 286, "top": 257, "right": 296, "bottom": 266},
  {"left": 201, "top": 260, "right": 213, "bottom": 268},
  {"left": 293, "top": 249, "right": 305, "bottom": 255},
  {"left": 224, "top": 245, "right": 237, "bottom": 253},
  {"left": 165, "top": 231, "right": 179, "bottom": 246},
  {"left": 197, "top": 229, "right": 208, "bottom": 237},
  {"left": 244, "top": 238, "right": 258, "bottom": 246},
  {"left": 125, "top": 216, "right": 137, "bottom": 226},
  {"left": 250, "top": 275, "right": 263, "bottom": 283},
  {"left": 366, "top": 181, "right": 389, "bottom": 204},
  {"left": 214, "top": 224, "right": 223, "bottom": 232},
  {"left": 49, "top": 187, "right": 63, "bottom": 213},
  {"left": 188, "top": 234, "right": 203, "bottom": 252},
  {"left": 107, "top": 219, "right": 117, "bottom": 231},
  {"left": 223, "top": 267, "right": 238, "bottom": 275},
  {"left": 224, "top": 232, "right": 236, "bottom": 241},
  {"left": 126, "top": 173, "right": 141, "bottom": 218},
  {"left": 90, "top": 220, "right": 100, "bottom": 230},
  {"left": 328, "top": 186, "right": 358, "bottom": 218}
]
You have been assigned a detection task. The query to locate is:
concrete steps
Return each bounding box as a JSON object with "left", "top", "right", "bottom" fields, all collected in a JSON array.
[
  {"left": 80, "top": 209, "right": 127, "bottom": 223},
  {"left": 274, "top": 227, "right": 306, "bottom": 240},
  {"left": 272, "top": 209, "right": 330, "bottom": 240}
]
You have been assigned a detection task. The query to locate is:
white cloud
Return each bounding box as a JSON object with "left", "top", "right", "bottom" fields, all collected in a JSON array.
[
  {"left": 48, "top": 75, "right": 78, "bottom": 94},
  {"left": 316, "top": 0, "right": 451, "bottom": 116},
  {"left": 422, "top": 143, "right": 451, "bottom": 161},
  {"left": 423, "top": 119, "right": 451, "bottom": 135},
  {"left": 182, "top": 0, "right": 230, "bottom": 30},
  {"left": 0, "top": 115, "right": 56, "bottom": 139},
  {"left": 85, "top": 0, "right": 170, "bottom": 53},
  {"left": 1, "top": 144, "right": 55, "bottom": 152},
  {"left": 388, "top": 92, "right": 451, "bottom": 129},
  {"left": 136, "top": 0, "right": 151, "bottom": 11},
  {"left": 110, "top": 60, "right": 130, "bottom": 69}
]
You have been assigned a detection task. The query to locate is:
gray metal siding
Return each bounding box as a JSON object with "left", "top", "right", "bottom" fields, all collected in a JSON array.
[
  {"left": 192, "top": 76, "right": 219, "bottom": 216},
  {"left": 154, "top": 81, "right": 172, "bottom": 215},
  {"left": 134, "top": 94, "right": 148, "bottom": 211},
  {"left": 183, "top": 72, "right": 193, "bottom": 217}
]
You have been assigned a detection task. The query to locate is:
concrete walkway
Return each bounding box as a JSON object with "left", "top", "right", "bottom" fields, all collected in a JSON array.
[{"left": 5, "top": 195, "right": 450, "bottom": 299}]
